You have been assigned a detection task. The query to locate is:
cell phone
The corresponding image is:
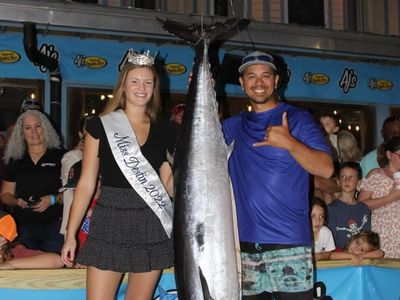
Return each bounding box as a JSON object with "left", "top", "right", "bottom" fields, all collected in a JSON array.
[{"left": 27, "top": 196, "right": 41, "bottom": 208}]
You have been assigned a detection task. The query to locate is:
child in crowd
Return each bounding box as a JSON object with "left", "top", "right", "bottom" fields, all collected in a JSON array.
[
  {"left": 311, "top": 197, "right": 336, "bottom": 261},
  {"left": 330, "top": 231, "right": 384, "bottom": 265},
  {"left": 319, "top": 113, "right": 340, "bottom": 161},
  {"left": 0, "top": 210, "right": 63, "bottom": 269},
  {"left": 60, "top": 160, "right": 100, "bottom": 252},
  {"left": 327, "top": 162, "right": 371, "bottom": 250}
]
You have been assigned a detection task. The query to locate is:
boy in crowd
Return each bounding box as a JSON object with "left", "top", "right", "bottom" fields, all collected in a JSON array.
[{"left": 327, "top": 161, "right": 371, "bottom": 250}]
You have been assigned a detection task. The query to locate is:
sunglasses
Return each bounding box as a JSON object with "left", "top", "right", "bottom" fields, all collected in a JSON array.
[{"left": 242, "top": 54, "right": 274, "bottom": 65}]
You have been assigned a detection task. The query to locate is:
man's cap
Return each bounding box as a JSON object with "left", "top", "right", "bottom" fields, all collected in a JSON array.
[
  {"left": 0, "top": 210, "right": 18, "bottom": 242},
  {"left": 238, "top": 51, "right": 277, "bottom": 74},
  {"left": 59, "top": 160, "right": 82, "bottom": 192},
  {"left": 21, "top": 98, "right": 42, "bottom": 113}
]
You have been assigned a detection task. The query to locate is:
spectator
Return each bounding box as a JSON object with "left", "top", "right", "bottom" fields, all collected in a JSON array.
[
  {"left": 59, "top": 160, "right": 100, "bottom": 252},
  {"left": 327, "top": 162, "right": 371, "bottom": 250},
  {"left": 0, "top": 109, "right": 64, "bottom": 253},
  {"left": 358, "top": 136, "right": 400, "bottom": 258},
  {"left": 170, "top": 103, "right": 185, "bottom": 126},
  {"left": 311, "top": 197, "right": 335, "bottom": 261},
  {"left": 330, "top": 230, "right": 384, "bottom": 265},
  {"left": 60, "top": 117, "right": 91, "bottom": 238},
  {"left": 0, "top": 210, "right": 63, "bottom": 269},
  {"left": 360, "top": 115, "right": 400, "bottom": 177}
]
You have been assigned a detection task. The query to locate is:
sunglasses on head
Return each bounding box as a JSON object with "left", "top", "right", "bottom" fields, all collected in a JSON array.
[{"left": 242, "top": 54, "right": 274, "bottom": 64}]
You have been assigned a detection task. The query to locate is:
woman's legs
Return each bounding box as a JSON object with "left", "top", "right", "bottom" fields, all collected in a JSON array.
[
  {"left": 125, "top": 270, "right": 162, "bottom": 300},
  {"left": 86, "top": 266, "right": 124, "bottom": 300}
]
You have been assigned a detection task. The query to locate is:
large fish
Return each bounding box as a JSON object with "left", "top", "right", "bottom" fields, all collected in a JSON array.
[{"left": 159, "top": 19, "right": 241, "bottom": 300}]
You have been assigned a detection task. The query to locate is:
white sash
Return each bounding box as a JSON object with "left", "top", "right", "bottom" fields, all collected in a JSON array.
[{"left": 100, "top": 109, "right": 173, "bottom": 238}]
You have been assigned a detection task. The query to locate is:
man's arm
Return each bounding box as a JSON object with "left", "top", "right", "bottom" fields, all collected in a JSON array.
[{"left": 254, "top": 112, "right": 334, "bottom": 178}]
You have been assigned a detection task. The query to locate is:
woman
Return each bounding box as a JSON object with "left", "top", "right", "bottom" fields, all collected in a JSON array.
[
  {"left": 61, "top": 50, "right": 175, "bottom": 300},
  {"left": 0, "top": 109, "right": 64, "bottom": 253},
  {"left": 358, "top": 136, "right": 400, "bottom": 258}
]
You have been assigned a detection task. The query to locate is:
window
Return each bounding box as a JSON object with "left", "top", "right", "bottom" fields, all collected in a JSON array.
[{"left": 288, "top": 0, "right": 325, "bottom": 27}]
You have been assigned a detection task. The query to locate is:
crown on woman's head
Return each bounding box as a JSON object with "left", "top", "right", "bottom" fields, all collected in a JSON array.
[{"left": 126, "top": 49, "right": 156, "bottom": 66}]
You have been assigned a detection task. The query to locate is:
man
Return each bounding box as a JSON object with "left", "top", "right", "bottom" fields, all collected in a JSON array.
[
  {"left": 360, "top": 115, "right": 400, "bottom": 177},
  {"left": 222, "top": 51, "right": 333, "bottom": 300}
]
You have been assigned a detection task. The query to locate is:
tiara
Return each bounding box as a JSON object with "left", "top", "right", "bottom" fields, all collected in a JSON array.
[{"left": 126, "top": 49, "right": 156, "bottom": 66}]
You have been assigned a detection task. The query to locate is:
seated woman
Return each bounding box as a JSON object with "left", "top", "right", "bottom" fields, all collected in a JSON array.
[
  {"left": 0, "top": 109, "right": 65, "bottom": 253},
  {"left": 0, "top": 210, "right": 63, "bottom": 269},
  {"left": 330, "top": 230, "right": 384, "bottom": 265}
]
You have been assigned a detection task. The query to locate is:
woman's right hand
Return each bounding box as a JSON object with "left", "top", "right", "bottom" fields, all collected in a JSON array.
[
  {"left": 61, "top": 237, "right": 77, "bottom": 267},
  {"left": 16, "top": 198, "right": 29, "bottom": 209}
]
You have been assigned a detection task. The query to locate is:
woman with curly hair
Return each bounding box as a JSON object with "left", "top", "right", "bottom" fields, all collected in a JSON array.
[{"left": 0, "top": 109, "right": 65, "bottom": 253}]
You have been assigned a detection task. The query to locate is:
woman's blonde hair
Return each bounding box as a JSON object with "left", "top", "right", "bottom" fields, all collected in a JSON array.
[
  {"left": 3, "top": 110, "right": 61, "bottom": 164},
  {"left": 101, "top": 63, "right": 161, "bottom": 122}
]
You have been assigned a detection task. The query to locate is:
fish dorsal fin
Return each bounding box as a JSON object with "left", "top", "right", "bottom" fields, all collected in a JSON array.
[{"left": 199, "top": 266, "right": 215, "bottom": 300}]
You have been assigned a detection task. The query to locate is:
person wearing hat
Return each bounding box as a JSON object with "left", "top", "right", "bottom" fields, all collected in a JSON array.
[
  {"left": 0, "top": 210, "right": 63, "bottom": 269},
  {"left": 222, "top": 51, "right": 334, "bottom": 299}
]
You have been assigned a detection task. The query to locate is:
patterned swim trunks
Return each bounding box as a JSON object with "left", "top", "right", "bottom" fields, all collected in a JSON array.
[{"left": 241, "top": 245, "right": 314, "bottom": 296}]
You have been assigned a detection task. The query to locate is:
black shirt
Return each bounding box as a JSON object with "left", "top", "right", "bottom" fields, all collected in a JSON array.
[
  {"left": 86, "top": 116, "right": 176, "bottom": 188},
  {"left": 4, "top": 148, "right": 64, "bottom": 225}
]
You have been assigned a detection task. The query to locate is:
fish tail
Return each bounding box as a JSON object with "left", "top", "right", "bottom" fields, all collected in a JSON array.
[{"left": 157, "top": 17, "right": 239, "bottom": 45}]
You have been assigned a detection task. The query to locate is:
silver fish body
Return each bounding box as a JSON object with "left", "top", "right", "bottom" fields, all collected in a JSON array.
[{"left": 169, "top": 26, "right": 241, "bottom": 299}]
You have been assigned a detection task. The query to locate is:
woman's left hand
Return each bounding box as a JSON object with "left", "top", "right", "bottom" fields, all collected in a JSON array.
[{"left": 31, "top": 195, "right": 52, "bottom": 212}]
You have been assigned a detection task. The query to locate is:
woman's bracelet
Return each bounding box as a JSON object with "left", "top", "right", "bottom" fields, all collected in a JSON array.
[{"left": 50, "top": 194, "right": 56, "bottom": 206}]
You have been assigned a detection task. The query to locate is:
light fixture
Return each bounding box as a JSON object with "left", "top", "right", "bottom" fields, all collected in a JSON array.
[{"left": 355, "top": 125, "right": 360, "bottom": 131}]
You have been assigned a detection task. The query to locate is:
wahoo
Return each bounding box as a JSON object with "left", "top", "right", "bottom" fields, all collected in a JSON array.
[{"left": 159, "top": 19, "right": 241, "bottom": 300}]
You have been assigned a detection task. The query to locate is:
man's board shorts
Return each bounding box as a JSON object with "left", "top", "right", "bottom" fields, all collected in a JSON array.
[{"left": 240, "top": 243, "right": 314, "bottom": 296}]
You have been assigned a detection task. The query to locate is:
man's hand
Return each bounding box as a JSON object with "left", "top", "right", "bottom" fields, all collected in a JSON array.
[{"left": 254, "top": 112, "right": 294, "bottom": 149}]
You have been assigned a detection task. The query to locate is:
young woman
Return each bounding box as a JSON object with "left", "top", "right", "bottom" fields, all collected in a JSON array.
[{"left": 61, "top": 50, "right": 176, "bottom": 300}]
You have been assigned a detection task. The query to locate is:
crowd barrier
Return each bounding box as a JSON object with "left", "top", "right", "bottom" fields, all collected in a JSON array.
[{"left": 0, "top": 259, "right": 399, "bottom": 299}]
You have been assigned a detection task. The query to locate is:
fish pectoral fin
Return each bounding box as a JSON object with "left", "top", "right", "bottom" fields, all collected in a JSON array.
[
  {"left": 199, "top": 266, "right": 215, "bottom": 300},
  {"left": 227, "top": 140, "right": 235, "bottom": 159}
]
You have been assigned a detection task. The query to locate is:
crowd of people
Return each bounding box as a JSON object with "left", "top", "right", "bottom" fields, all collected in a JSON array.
[{"left": 0, "top": 49, "right": 399, "bottom": 300}]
